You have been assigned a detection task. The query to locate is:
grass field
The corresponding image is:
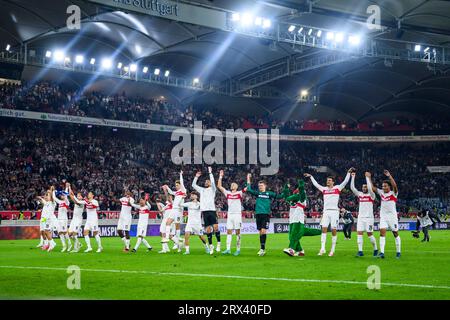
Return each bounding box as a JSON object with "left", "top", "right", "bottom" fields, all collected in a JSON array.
[{"left": 1, "top": 231, "right": 450, "bottom": 300}]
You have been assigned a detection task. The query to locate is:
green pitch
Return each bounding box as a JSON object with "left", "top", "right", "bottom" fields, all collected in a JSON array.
[{"left": 1, "top": 231, "right": 450, "bottom": 300}]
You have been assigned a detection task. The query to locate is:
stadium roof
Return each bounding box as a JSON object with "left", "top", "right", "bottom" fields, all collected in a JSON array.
[{"left": 1, "top": 0, "right": 450, "bottom": 121}]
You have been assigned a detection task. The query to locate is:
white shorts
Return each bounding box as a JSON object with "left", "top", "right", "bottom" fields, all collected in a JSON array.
[
  {"left": 117, "top": 214, "right": 132, "bottom": 231},
  {"left": 320, "top": 210, "right": 340, "bottom": 229},
  {"left": 226, "top": 214, "right": 242, "bottom": 230},
  {"left": 57, "top": 219, "right": 68, "bottom": 233},
  {"left": 84, "top": 219, "right": 99, "bottom": 232},
  {"left": 137, "top": 224, "right": 148, "bottom": 237},
  {"left": 69, "top": 218, "right": 83, "bottom": 233},
  {"left": 40, "top": 216, "right": 51, "bottom": 231},
  {"left": 379, "top": 214, "right": 399, "bottom": 232},
  {"left": 357, "top": 217, "right": 375, "bottom": 233},
  {"left": 185, "top": 223, "right": 204, "bottom": 235},
  {"left": 167, "top": 209, "right": 182, "bottom": 223}
]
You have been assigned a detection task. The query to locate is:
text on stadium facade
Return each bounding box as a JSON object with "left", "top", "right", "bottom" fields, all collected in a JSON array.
[{"left": 112, "top": 0, "right": 178, "bottom": 16}]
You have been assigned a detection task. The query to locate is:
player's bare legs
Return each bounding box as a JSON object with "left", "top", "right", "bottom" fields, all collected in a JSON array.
[{"left": 319, "top": 226, "right": 328, "bottom": 256}]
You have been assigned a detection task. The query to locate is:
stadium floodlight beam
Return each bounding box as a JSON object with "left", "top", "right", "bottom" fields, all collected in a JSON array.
[
  {"left": 45, "top": 50, "right": 52, "bottom": 58},
  {"left": 242, "top": 13, "right": 253, "bottom": 26},
  {"left": 143, "top": 66, "right": 148, "bottom": 73},
  {"left": 130, "top": 64, "right": 137, "bottom": 72},
  {"left": 414, "top": 44, "right": 421, "bottom": 52},
  {"left": 317, "top": 30, "right": 322, "bottom": 38},
  {"left": 301, "top": 89, "right": 308, "bottom": 96},
  {"left": 64, "top": 56, "right": 71, "bottom": 63},
  {"left": 231, "top": 13, "right": 240, "bottom": 21},
  {"left": 288, "top": 25, "right": 296, "bottom": 32},
  {"left": 326, "top": 32, "right": 335, "bottom": 40},
  {"left": 123, "top": 66, "right": 129, "bottom": 72},
  {"left": 262, "top": 19, "right": 271, "bottom": 29},
  {"left": 424, "top": 47, "right": 430, "bottom": 53},
  {"left": 308, "top": 28, "right": 313, "bottom": 36},
  {"left": 254, "top": 17, "right": 262, "bottom": 26},
  {"left": 154, "top": 68, "right": 160, "bottom": 75},
  {"left": 90, "top": 58, "right": 96, "bottom": 65},
  {"left": 54, "top": 50, "right": 65, "bottom": 62},
  {"left": 193, "top": 78, "right": 200, "bottom": 84},
  {"left": 75, "top": 55, "right": 84, "bottom": 64},
  {"left": 298, "top": 27, "right": 304, "bottom": 33},
  {"left": 335, "top": 33, "right": 344, "bottom": 43},
  {"left": 101, "top": 58, "right": 112, "bottom": 69},
  {"left": 164, "top": 70, "right": 170, "bottom": 77},
  {"left": 6, "top": 44, "right": 10, "bottom": 51},
  {"left": 117, "top": 62, "right": 122, "bottom": 69},
  {"left": 348, "top": 35, "right": 361, "bottom": 46}
]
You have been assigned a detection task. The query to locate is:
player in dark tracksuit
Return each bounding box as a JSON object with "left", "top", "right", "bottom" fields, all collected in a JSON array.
[
  {"left": 341, "top": 208, "right": 354, "bottom": 240},
  {"left": 245, "top": 173, "right": 288, "bottom": 257}
]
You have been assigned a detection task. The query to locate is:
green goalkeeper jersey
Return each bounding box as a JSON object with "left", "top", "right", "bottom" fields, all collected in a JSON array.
[{"left": 245, "top": 183, "right": 288, "bottom": 215}]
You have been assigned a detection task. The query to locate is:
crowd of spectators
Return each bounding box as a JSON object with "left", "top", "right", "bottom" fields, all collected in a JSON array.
[
  {"left": 1, "top": 81, "right": 450, "bottom": 135},
  {"left": 1, "top": 119, "right": 448, "bottom": 219}
]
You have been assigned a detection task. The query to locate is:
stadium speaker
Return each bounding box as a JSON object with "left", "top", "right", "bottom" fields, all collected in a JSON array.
[{"left": 0, "top": 61, "right": 24, "bottom": 80}]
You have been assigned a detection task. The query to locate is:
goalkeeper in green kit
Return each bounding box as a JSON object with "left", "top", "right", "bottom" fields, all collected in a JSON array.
[
  {"left": 245, "top": 173, "right": 289, "bottom": 256},
  {"left": 282, "top": 179, "right": 322, "bottom": 257}
]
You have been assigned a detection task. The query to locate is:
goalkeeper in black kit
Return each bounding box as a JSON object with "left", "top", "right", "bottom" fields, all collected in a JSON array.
[{"left": 245, "top": 173, "right": 289, "bottom": 256}]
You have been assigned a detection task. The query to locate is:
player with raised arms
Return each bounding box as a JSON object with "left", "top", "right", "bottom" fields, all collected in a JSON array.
[
  {"left": 304, "top": 168, "right": 353, "bottom": 257},
  {"left": 68, "top": 184, "right": 85, "bottom": 253},
  {"left": 217, "top": 169, "right": 244, "bottom": 256},
  {"left": 36, "top": 186, "right": 57, "bottom": 252},
  {"left": 350, "top": 172, "right": 378, "bottom": 257},
  {"left": 366, "top": 170, "right": 401, "bottom": 259},
  {"left": 158, "top": 193, "right": 173, "bottom": 253},
  {"left": 52, "top": 183, "right": 71, "bottom": 252},
  {"left": 161, "top": 170, "right": 186, "bottom": 250},
  {"left": 192, "top": 167, "right": 220, "bottom": 255}
]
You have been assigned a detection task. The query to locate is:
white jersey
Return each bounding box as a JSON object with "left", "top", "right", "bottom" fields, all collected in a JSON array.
[
  {"left": 54, "top": 194, "right": 70, "bottom": 221},
  {"left": 41, "top": 200, "right": 57, "bottom": 218},
  {"left": 289, "top": 201, "right": 307, "bottom": 224},
  {"left": 167, "top": 172, "right": 186, "bottom": 211},
  {"left": 222, "top": 190, "right": 243, "bottom": 214},
  {"left": 350, "top": 176, "right": 376, "bottom": 219},
  {"left": 72, "top": 198, "right": 85, "bottom": 220},
  {"left": 182, "top": 201, "right": 202, "bottom": 225},
  {"left": 192, "top": 173, "right": 216, "bottom": 211},
  {"left": 119, "top": 196, "right": 134, "bottom": 216},
  {"left": 310, "top": 173, "right": 350, "bottom": 211},
  {"left": 377, "top": 189, "right": 398, "bottom": 217},
  {"left": 85, "top": 199, "right": 99, "bottom": 221},
  {"left": 132, "top": 203, "right": 151, "bottom": 226},
  {"left": 161, "top": 201, "right": 173, "bottom": 219}
]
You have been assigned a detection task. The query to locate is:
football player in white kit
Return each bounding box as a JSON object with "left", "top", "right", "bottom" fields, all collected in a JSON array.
[
  {"left": 116, "top": 191, "right": 135, "bottom": 252},
  {"left": 130, "top": 196, "right": 153, "bottom": 253},
  {"left": 37, "top": 186, "right": 57, "bottom": 252},
  {"left": 350, "top": 172, "right": 378, "bottom": 257},
  {"left": 53, "top": 185, "right": 71, "bottom": 252},
  {"left": 82, "top": 192, "right": 103, "bottom": 253},
  {"left": 162, "top": 171, "right": 186, "bottom": 250},
  {"left": 181, "top": 192, "right": 209, "bottom": 255},
  {"left": 367, "top": 170, "right": 401, "bottom": 259},
  {"left": 304, "top": 168, "right": 353, "bottom": 257},
  {"left": 158, "top": 194, "right": 173, "bottom": 253},
  {"left": 217, "top": 170, "right": 243, "bottom": 256},
  {"left": 68, "top": 185, "right": 85, "bottom": 253}
]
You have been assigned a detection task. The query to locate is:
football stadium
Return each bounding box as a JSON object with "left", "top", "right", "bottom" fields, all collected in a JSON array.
[{"left": 0, "top": 0, "right": 450, "bottom": 303}]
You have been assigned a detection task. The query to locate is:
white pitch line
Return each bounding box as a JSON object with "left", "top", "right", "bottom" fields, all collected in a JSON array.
[{"left": 1, "top": 265, "right": 450, "bottom": 290}]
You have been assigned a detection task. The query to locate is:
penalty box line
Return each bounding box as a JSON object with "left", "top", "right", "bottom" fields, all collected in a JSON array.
[{"left": 1, "top": 265, "right": 450, "bottom": 290}]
